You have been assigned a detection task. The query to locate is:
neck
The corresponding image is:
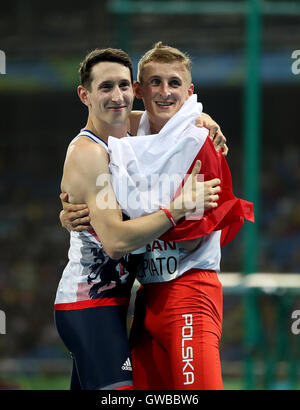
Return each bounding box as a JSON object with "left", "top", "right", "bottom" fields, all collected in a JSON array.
[
  {"left": 148, "top": 117, "right": 167, "bottom": 134},
  {"left": 85, "top": 116, "right": 129, "bottom": 142}
]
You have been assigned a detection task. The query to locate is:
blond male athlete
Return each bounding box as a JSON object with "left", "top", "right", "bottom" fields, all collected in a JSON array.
[
  {"left": 120, "top": 43, "right": 226, "bottom": 390},
  {"left": 55, "top": 47, "right": 222, "bottom": 391},
  {"left": 126, "top": 43, "right": 252, "bottom": 390}
]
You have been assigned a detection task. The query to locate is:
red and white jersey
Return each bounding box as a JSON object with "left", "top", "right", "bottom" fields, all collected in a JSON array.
[{"left": 54, "top": 130, "right": 136, "bottom": 310}]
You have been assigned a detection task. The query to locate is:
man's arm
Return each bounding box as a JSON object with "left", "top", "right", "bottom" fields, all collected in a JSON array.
[
  {"left": 62, "top": 140, "right": 220, "bottom": 259},
  {"left": 199, "top": 112, "right": 228, "bottom": 155},
  {"left": 129, "top": 110, "right": 228, "bottom": 154}
]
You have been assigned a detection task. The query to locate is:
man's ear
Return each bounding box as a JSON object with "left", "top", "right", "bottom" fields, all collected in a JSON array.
[
  {"left": 133, "top": 81, "right": 143, "bottom": 99},
  {"left": 188, "top": 83, "right": 194, "bottom": 97},
  {"left": 77, "top": 85, "right": 90, "bottom": 107}
]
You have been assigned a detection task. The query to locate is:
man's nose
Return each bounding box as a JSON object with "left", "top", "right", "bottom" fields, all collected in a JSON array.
[
  {"left": 111, "top": 86, "right": 123, "bottom": 102},
  {"left": 159, "top": 82, "right": 170, "bottom": 98}
]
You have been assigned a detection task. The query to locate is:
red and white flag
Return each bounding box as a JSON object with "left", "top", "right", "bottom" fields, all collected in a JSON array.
[{"left": 108, "top": 94, "right": 254, "bottom": 248}]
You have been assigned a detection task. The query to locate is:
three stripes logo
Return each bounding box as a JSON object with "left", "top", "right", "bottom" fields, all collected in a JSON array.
[{"left": 121, "top": 358, "right": 132, "bottom": 371}]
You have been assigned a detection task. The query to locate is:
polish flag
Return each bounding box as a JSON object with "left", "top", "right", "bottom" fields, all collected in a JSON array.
[{"left": 108, "top": 94, "right": 254, "bottom": 248}]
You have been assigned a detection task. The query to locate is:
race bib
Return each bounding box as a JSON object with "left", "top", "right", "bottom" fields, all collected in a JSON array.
[{"left": 137, "top": 240, "right": 180, "bottom": 284}]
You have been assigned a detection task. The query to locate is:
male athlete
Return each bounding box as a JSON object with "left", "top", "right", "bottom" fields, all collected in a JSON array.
[
  {"left": 55, "top": 47, "right": 222, "bottom": 391},
  {"left": 111, "top": 42, "right": 253, "bottom": 390},
  {"left": 61, "top": 42, "right": 253, "bottom": 390}
]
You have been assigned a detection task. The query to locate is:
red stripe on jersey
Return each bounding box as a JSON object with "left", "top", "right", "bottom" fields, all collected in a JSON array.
[
  {"left": 54, "top": 296, "right": 130, "bottom": 310},
  {"left": 88, "top": 227, "right": 100, "bottom": 242}
]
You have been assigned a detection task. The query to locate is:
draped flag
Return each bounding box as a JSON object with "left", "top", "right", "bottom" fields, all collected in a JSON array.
[{"left": 108, "top": 94, "right": 254, "bottom": 247}]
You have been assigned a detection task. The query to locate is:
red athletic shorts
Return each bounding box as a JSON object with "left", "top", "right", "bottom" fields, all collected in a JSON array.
[{"left": 129, "top": 269, "right": 223, "bottom": 390}]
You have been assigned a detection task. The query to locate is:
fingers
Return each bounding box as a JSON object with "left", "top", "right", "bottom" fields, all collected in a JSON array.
[
  {"left": 70, "top": 220, "right": 92, "bottom": 232},
  {"left": 195, "top": 114, "right": 228, "bottom": 155},
  {"left": 222, "top": 144, "right": 229, "bottom": 156},
  {"left": 191, "top": 160, "right": 201, "bottom": 176},
  {"left": 72, "top": 226, "right": 92, "bottom": 232},
  {"left": 207, "top": 200, "right": 218, "bottom": 209},
  {"left": 212, "top": 130, "right": 227, "bottom": 152},
  {"left": 210, "top": 178, "right": 221, "bottom": 188},
  {"left": 195, "top": 117, "right": 204, "bottom": 128},
  {"left": 68, "top": 208, "right": 90, "bottom": 222},
  {"left": 60, "top": 192, "right": 68, "bottom": 202},
  {"left": 60, "top": 204, "right": 91, "bottom": 232},
  {"left": 62, "top": 210, "right": 91, "bottom": 231},
  {"left": 59, "top": 192, "right": 89, "bottom": 212},
  {"left": 208, "top": 126, "right": 219, "bottom": 140},
  {"left": 204, "top": 178, "right": 221, "bottom": 210},
  {"left": 65, "top": 203, "right": 89, "bottom": 213},
  {"left": 59, "top": 191, "right": 89, "bottom": 213}
]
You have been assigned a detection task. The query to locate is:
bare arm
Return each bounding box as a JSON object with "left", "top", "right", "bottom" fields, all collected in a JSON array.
[{"left": 129, "top": 110, "right": 228, "bottom": 156}]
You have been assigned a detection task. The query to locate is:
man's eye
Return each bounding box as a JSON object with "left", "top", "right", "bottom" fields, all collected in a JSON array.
[
  {"left": 100, "top": 83, "right": 113, "bottom": 90},
  {"left": 170, "top": 80, "right": 181, "bottom": 87},
  {"left": 151, "top": 78, "right": 160, "bottom": 86},
  {"left": 119, "top": 82, "right": 130, "bottom": 89}
]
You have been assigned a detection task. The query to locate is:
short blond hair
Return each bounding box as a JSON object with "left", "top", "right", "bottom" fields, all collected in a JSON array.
[{"left": 137, "top": 42, "right": 192, "bottom": 84}]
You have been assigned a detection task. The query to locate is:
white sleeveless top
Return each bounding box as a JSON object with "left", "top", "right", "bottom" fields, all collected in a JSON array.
[{"left": 54, "top": 130, "right": 137, "bottom": 309}]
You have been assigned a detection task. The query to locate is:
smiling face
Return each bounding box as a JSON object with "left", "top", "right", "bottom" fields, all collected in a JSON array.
[
  {"left": 134, "top": 61, "right": 194, "bottom": 133},
  {"left": 80, "top": 61, "right": 134, "bottom": 126}
]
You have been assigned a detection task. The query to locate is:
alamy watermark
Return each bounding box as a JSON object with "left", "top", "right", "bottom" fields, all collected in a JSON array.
[
  {"left": 0, "top": 50, "right": 6, "bottom": 74},
  {"left": 0, "top": 310, "right": 6, "bottom": 334},
  {"left": 291, "top": 50, "right": 300, "bottom": 75},
  {"left": 291, "top": 310, "right": 300, "bottom": 335},
  {"left": 96, "top": 173, "right": 205, "bottom": 220}
]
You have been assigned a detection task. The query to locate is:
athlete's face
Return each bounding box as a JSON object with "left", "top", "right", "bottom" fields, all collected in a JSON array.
[
  {"left": 84, "top": 62, "right": 134, "bottom": 125},
  {"left": 135, "top": 61, "right": 194, "bottom": 132}
]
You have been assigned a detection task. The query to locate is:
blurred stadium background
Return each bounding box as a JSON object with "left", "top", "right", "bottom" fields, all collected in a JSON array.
[{"left": 0, "top": 0, "right": 300, "bottom": 390}]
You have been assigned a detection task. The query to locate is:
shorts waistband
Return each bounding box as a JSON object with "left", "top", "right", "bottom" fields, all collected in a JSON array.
[
  {"left": 54, "top": 296, "right": 130, "bottom": 311},
  {"left": 140, "top": 269, "right": 219, "bottom": 290}
]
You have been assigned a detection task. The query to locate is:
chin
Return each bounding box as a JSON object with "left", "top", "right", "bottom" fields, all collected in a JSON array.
[{"left": 156, "top": 111, "right": 173, "bottom": 121}]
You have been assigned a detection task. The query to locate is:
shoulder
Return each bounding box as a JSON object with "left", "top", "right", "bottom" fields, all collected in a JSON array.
[
  {"left": 66, "top": 137, "right": 108, "bottom": 170},
  {"left": 129, "top": 111, "right": 144, "bottom": 135},
  {"left": 63, "top": 137, "right": 109, "bottom": 187},
  {"left": 62, "top": 136, "right": 110, "bottom": 200}
]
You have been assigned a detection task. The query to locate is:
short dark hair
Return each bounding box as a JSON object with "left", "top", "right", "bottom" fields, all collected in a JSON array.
[{"left": 79, "top": 48, "right": 133, "bottom": 90}]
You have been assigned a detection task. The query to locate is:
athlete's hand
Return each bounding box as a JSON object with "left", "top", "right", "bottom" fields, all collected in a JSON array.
[
  {"left": 195, "top": 113, "right": 228, "bottom": 156},
  {"left": 171, "top": 160, "right": 221, "bottom": 217},
  {"left": 59, "top": 192, "right": 91, "bottom": 231}
]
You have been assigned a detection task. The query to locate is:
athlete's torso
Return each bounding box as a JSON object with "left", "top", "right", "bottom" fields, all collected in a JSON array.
[
  {"left": 54, "top": 129, "right": 137, "bottom": 310},
  {"left": 134, "top": 113, "right": 221, "bottom": 284}
]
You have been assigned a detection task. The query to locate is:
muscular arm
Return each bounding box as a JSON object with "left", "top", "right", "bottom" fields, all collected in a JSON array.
[
  {"left": 130, "top": 110, "right": 228, "bottom": 154},
  {"left": 62, "top": 139, "right": 193, "bottom": 260}
]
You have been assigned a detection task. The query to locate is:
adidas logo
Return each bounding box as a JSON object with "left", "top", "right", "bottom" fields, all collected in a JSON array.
[{"left": 121, "top": 358, "right": 132, "bottom": 371}]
